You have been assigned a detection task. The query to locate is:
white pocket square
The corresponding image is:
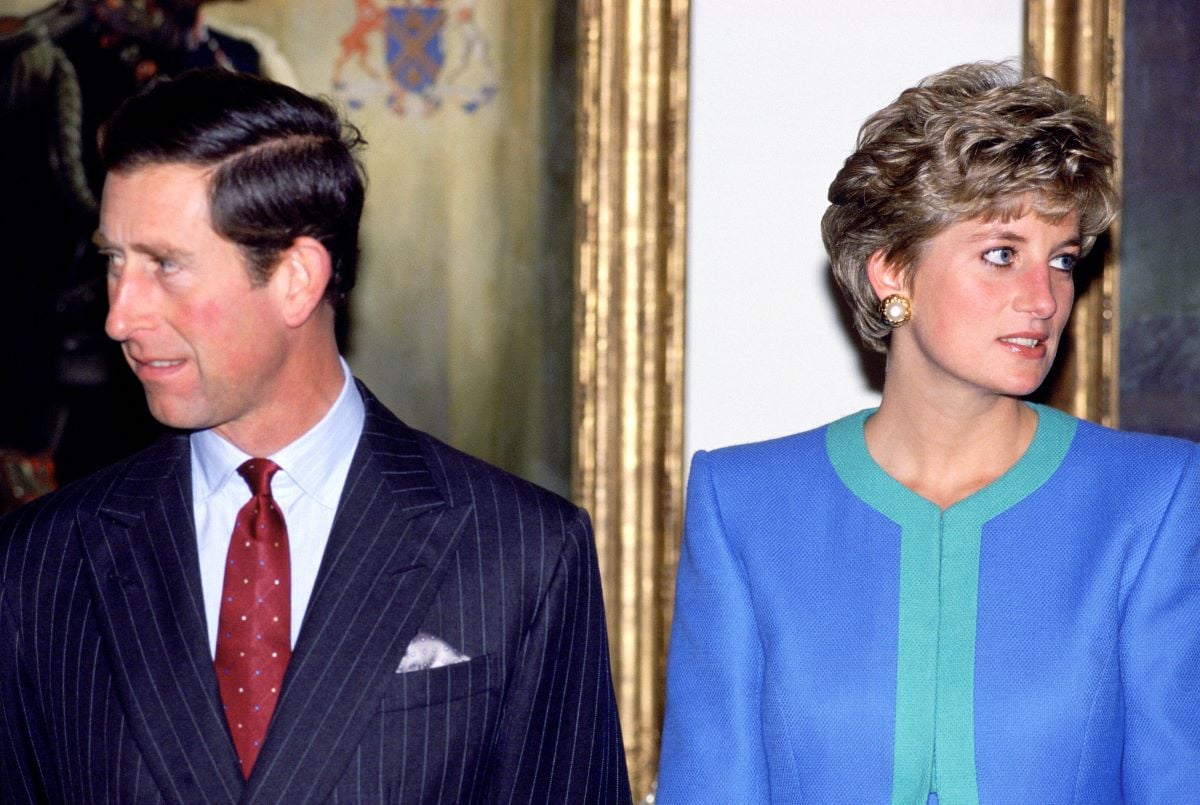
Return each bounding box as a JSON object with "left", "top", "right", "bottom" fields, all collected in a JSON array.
[{"left": 396, "top": 632, "right": 471, "bottom": 673}]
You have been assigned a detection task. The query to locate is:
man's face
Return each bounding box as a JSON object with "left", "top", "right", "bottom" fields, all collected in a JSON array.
[{"left": 99, "top": 163, "right": 292, "bottom": 445}]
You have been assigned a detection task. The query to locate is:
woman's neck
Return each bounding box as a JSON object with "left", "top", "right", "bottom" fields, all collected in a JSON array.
[{"left": 864, "top": 381, "right": 1039, "bottom": 510}]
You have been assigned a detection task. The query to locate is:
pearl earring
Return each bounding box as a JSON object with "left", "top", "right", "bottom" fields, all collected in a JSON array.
[{"left": 879, "top": 294, "right": 912, "bottom": 327}]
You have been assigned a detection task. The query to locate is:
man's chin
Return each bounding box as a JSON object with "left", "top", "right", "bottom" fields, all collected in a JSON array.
[{"left": 144, "top": 397, "right": 211, "bottom": 433}]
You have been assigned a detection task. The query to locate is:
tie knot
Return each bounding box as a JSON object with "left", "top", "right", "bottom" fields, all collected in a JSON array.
[{"left": 237, "top": 458, "right": 280, "bottom": 497}]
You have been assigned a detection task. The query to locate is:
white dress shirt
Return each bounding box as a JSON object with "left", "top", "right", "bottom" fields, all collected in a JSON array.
[{"left": 191, "top": 359, "right": 365, "bottom": 657}]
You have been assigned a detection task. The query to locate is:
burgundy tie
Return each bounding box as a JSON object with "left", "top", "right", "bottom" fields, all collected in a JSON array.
[{"left": 214, "top": 458, "right": 291, "bottom": 778}]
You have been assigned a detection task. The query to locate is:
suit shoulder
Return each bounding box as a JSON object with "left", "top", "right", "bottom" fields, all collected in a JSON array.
[
  {"left": 1068, "top": 414, "right": 1200, "bottom": 476},
  {"left": 0, "top": 436, "right": 188, "bottom": 551},
  {"left": 691, "top": 417, "right": 838, "bottom": 491},
  {"left": 401, "top": 429, "right": 599, "bottom": 610},
  {"left": 352, "top": 383, "right": 592, "bottom": 573}
]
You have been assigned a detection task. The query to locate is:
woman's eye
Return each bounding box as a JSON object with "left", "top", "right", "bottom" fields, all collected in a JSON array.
[
  {"left": 983, "top": 247, "right": 1015, "bottom": 266},
  {"left": 1049, "top": 254, "right": 1078, "bottom": 272}
]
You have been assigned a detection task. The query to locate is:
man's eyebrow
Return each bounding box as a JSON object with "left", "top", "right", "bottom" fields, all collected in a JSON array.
[{"left": 90, "top": 232, "right": 193, "bottom": 261}]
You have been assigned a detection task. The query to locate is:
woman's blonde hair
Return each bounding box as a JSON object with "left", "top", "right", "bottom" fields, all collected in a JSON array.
[{"left": 822, "top": 61, "right": 1118, "bottom": 352}]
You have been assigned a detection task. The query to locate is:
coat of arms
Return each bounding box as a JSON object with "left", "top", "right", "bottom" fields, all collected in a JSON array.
[{"left": 332, "top": 0, "right": 497, "bottom": 116}]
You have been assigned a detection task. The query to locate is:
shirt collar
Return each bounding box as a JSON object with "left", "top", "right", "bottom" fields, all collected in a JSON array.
[{"left": 190, "top": 358, "right": 365, "bottom": 509}]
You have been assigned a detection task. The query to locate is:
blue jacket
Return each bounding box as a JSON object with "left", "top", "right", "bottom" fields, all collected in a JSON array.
[{"left": 659, "top": 405, "right": 1200, "bottom": 804}]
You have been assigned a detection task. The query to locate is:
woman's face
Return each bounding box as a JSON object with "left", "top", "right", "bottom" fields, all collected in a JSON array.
[{"left": 888, "top": 207, "right": 1082, "bottom": 401}]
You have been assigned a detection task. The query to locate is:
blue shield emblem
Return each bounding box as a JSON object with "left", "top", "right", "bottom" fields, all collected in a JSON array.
[{"left": 385, "top": 6, "right": 446, "bottom": 94}]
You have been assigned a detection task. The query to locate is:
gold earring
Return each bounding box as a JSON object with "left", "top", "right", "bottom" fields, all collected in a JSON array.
[{"left": 879, "top": 294, "right": 911, "bottom": 327}]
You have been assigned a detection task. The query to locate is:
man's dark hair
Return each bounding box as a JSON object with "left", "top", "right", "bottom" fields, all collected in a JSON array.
[{"left": 99, "top": 68, "right": 367, "bottom": 308}]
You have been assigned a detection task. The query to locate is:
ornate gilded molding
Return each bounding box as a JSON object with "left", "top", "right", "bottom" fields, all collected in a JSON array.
[
  {"left": 1026, "top": 0, "right": 1123, "bottom": 423},
  {"left": 573, "top": 0, "right": 688, "bottom": 797}
]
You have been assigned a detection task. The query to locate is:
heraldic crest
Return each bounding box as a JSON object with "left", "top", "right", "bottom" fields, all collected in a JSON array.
[{"left": 332, "top": 0, "right": 497, "bottom": 116}]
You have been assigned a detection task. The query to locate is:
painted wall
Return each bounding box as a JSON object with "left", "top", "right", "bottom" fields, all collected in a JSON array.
[{"left": 685, "top": 0, "right": 1025, "bottom": 457}]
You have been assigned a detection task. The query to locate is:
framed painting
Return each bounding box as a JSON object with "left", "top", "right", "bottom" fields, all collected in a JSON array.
[
  {"left": 1028, "top": 0, "right": 1200, "bottom": 439},
  {"left": 1114, "top": 0, "right": 1200, "bottom": 439}
]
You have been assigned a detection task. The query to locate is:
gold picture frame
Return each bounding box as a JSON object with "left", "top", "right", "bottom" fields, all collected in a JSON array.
[{"left": 573, "top": 0, "right": 688, "bottom": 797}]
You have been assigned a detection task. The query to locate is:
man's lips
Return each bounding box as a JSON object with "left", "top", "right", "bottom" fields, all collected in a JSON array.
[{"left": 125, "top": 352, "right": 186, "bottom": 375}]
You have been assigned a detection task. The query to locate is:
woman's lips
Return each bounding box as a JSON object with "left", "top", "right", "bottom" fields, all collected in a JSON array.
[{"left": 998, "top": 334, "right": 1049, "bottom": 357}]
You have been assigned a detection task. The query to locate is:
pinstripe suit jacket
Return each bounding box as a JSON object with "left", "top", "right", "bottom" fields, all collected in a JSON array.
[{"left": 0, "top": 385, "right": 631, "bottom": 804}]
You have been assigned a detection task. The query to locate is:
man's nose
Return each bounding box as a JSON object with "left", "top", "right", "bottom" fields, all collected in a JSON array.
[{"left": 105, "top": 267, "right": 155, "bottom": 342}]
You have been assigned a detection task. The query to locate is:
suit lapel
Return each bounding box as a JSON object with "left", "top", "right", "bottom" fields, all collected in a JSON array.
[
  {"left": 245, "top": 393, "right": 470, "bottom": 804},
  {"left": 77, "top": 435, "right": 244, "bottom": 805}
]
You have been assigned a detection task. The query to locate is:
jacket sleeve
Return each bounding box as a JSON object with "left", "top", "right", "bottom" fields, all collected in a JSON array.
[
  {"left": 1120, "top": 442, "right": 1200, "bottom": 801},
  {"left": 658, "top": 451, "right": 769, "bottom": 803},
  {"left": 483, "top": 507, "right": 632, "bottom": 804},
  {"left": 0, "top": 575, "right": 51, "bottom": 805}
]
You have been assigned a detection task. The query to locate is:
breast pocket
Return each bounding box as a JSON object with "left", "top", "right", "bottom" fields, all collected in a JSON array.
[
  {"left": 380, "top": 653, "right": 499, "bottom": 712},
  {"left": 360, "top": 654, "right": 502, "bottom": 801}
]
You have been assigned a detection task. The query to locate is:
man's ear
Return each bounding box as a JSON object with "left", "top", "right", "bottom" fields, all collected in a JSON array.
[
  {"left": 274, "top": 236, "right": 332, "bottom": 328},
  {"left": 866, "top": 249, "right": 909, "bottom": 300}
]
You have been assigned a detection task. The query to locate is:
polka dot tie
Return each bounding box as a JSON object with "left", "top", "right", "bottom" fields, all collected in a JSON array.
[{"left": 214, "top": 458, "right": 291, "bottom": 779}]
